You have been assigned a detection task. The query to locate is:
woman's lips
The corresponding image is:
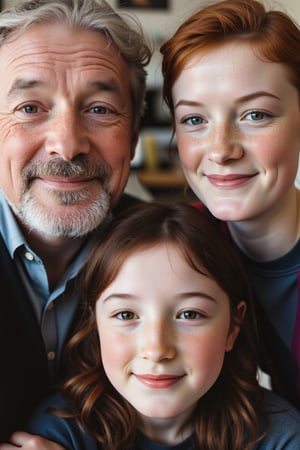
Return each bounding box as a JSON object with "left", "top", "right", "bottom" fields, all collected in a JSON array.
[
  {"left": 206, "top": 173, "right": 256, "bottom": 189},
  {"left": 134, "top": 374, "right": 185, "bottom": 389}
]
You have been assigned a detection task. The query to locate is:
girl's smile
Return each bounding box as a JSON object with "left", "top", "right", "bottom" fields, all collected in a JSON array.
[{"left": 96, "top": 243, "right": 242, "bottom": 441}]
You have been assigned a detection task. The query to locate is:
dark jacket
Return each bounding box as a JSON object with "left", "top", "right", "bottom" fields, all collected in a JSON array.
[
  {"left": 0, "top": 193, "right": 141, "bottom": 442},
  {"left": 0, "top": 232, "right": 49, "bottom": 442}
]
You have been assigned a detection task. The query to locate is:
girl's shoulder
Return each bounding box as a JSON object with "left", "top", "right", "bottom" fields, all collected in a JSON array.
[{"left": 24, "top": 392, "right": 101, "bottom": 450}]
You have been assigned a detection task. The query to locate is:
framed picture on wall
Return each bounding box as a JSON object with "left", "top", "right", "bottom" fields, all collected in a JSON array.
[{"left": 118, "top": 0, "right": 169, "bottom": 9}]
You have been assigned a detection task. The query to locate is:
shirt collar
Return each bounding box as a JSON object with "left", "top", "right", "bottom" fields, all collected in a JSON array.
[
  {"left": 0, "top": 190, "right": 26, "bottom": 258},
  {"left": 0, "top": 189, "right": 112, "bottom": 278}
]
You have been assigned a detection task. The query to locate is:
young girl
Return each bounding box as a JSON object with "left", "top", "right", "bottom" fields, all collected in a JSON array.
[
  {"left": 21, "top": 202, "right": 300, "bottom": 449},
  {"left": 160, "top": 0, "right": 300, "bottom": 410}
]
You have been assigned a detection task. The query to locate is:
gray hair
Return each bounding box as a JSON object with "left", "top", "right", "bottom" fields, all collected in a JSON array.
[{"left": 0, "top": 0, "right": 152, "bottom": 130}]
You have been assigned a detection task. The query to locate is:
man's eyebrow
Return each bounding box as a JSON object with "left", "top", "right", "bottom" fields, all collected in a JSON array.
[
  {"left": 7, "top": 77, "right": 121, "bottom": 99},
  {"left": 90, "top": 79, "right": 122, "bottom": 95},
  {"left": 8, "top": 78, "right": 45, "bottom": 96}
]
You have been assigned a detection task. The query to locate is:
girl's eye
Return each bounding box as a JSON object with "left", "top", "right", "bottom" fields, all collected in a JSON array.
[
  {"left": 178, "top": 310, "right": 202, "bottom": 320},
  {"left": 116, "top": 311, "right": 137, "bottom": 320}
]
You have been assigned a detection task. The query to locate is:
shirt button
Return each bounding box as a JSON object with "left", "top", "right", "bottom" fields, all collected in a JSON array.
[
  {"left": 47, "top": 302, "right": 54, "bottom": 311},
  {"left": 24, "top": 251, "right": 34, "bottom": 261},
  {"left": 47, "top": 351, "right": 56, "bottom": 361}
]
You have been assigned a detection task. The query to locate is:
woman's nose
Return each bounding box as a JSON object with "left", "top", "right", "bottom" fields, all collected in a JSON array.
[{"left": 207, "top": 124, "right": 244, "bottom": 164}]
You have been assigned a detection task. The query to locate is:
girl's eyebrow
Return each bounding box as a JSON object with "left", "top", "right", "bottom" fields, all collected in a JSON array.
[
  {"left": 177, "top": 292, "right": 217, "bottom": 303},
  {"left": 101, "top": 293, "right": 139, "bottom": 303},
  {"left": 101, "top": 292, "right": 217, "bottom": 304}
]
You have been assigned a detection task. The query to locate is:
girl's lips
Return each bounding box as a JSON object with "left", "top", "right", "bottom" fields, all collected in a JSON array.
[
  {"left": 206, "top": 173, "right": 256, "bottom": 189},
  {"left": 134, "top": 374, "right": 185, "bottom": 389}
]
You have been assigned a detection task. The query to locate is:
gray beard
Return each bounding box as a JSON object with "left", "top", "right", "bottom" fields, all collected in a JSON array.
[
  {"left": 18, "top": 188, "right": 111, "bottom": 238},
  {"left": 15, "top": 158, "right": 113, "bottom": 238}
]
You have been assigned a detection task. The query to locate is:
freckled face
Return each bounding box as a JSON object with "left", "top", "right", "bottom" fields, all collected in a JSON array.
[
  {"left": 96, "top": 245, "right": 240, "bottom": 430},
  {"left": 172, "top": 42, "right": 300, "bottom": 222},
  {"left": 0, "top": 22, "right": 135, "bottom": 235}
]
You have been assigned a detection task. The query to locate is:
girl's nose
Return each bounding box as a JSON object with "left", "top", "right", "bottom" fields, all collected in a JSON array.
[{"left": 139, "top": 321, "right": 176, "bottom": 362}]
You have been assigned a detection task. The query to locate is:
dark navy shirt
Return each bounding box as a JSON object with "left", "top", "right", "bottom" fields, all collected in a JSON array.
[{"left": 25, "top": 388, "right": 300, "bottom": 449}]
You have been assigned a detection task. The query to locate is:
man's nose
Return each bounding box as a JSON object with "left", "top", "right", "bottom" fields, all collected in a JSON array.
[{"left": 45, "top": 110, "right": 90, "bottom": 160}]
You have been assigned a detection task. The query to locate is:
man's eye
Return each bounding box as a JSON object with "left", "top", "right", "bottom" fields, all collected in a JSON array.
[
  {"left": 178, "top": 310, "right": 201, "bottom": 320},
  {"left": 116, "top": 311, "right": 137, "bottom": 320},
  {"left": 90, "top": 106, "right": 110, "bottom": 114},
  {"left": 21, "top": 104, "right": 40, "bottom": 114}
]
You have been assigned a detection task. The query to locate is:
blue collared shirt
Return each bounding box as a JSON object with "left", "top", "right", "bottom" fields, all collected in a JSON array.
[{"left": 0, "top": 190, "right": 102, "bottom": 381}]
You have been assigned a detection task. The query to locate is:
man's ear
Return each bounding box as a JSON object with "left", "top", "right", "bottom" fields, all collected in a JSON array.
[
  {"left": 225, "top": 301, "right": 247, "bottom": 352},
  {"left": 130, "top": 129, "right": 140, "bottom": 160}
]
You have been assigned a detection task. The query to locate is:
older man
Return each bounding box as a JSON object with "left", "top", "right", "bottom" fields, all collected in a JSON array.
[{"left": 0, "top": 0, "right": 150, "bottom": 446}]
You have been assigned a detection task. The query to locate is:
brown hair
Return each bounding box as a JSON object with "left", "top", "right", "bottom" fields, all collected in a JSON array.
[
  {"left": 161, "top": 0, "right": 300, "bottom": 119},
  {"left": 61, "top": 202, "right": 265, "bottom": 449}
]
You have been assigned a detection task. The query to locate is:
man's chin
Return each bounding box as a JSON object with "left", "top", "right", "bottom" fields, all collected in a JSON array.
[{"left": 17, "top": 195, "right": 111, "bottom": 238}]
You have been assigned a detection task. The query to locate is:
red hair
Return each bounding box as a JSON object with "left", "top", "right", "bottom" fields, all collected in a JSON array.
[{"left": 161, "top": 0, "right": 300, "bottom": 118}]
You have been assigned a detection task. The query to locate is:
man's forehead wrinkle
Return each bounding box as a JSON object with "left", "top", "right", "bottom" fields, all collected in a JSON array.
[
  {"left": 7, "top": 65, "right": 125, "bottom": 102},
  {"left": 5, "top": 56, "right": 125, "bottom": 87},
  {"left": 7, "top": 49, "right": 110, "bottom": 65},
  {"left": 4, "top": 36, "right": 117, "bottom": 60}
]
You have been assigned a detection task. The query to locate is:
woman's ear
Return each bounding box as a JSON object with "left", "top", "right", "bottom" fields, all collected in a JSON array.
[{"left": 225, "top": 301, "right": 247, "bottom": 352}]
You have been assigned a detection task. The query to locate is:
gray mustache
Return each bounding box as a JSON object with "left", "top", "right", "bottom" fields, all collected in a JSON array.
[{"left": 23, "top": 159, "right": 111, "bottom": 180}]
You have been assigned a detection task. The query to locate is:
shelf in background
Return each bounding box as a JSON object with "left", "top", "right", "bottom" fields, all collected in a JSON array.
[{"left": 137, "top": 168, "right": 187, "bottom": 189}]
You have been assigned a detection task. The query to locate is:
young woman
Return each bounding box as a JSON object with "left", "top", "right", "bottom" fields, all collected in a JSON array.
[
  {"left": 160, "top": 0, "right": 300, "bottom": 410},
  {"left": 22, "top": 202, "right": 300, "bottom": 449}
]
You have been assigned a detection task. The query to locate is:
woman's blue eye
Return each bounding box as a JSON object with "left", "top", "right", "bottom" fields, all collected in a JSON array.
[
  {"left": 247, "top": 111, "right": 267, "bottom": 121},
  {"left": 185, "top": 116, "right": 204, "bottom": 126}
]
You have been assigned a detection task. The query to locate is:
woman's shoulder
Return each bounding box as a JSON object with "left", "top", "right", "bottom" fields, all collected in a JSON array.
[{"left": 255, "top": 388, "right": 300, "bottom": 449}]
